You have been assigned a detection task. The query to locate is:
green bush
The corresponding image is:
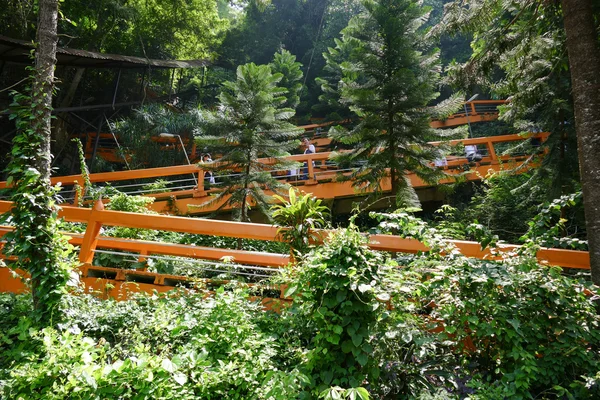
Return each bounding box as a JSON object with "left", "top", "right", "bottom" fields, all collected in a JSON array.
[
  {"left": 284, "top": 226, "right": 393, "bottom": 394},
  {"left": 272, "top": 187, "right": 330, "bottom": 256},
  {"left": 421, "top": 259, "right": 600, "bottom": 398},
  {"left": 0, "top": 289, "right": 306, "bottom": 399}
]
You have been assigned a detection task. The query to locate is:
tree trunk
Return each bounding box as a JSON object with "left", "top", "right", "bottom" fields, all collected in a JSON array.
[
  {"left": 33, "top": 0, "right": 59, "bottom": 182},
  {"left": 560, "top": 0, "right": 600, "bottom": 284},
  {"left": 30, "top": 0, "right": 60, "bottom": 311}
]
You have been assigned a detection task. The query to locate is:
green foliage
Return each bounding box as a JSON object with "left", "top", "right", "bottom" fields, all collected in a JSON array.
[
  {"left": 463, "top": 172, "right": 547, "bottom": 243},
  {"left": 372, "top": 209, "right": 600, "bottom": 398},
  {"left": 217, "top": 0, "right": 365, "bottom": 117},
  {"left": 437, "top": 0, "right": 583, "bottom": 199},
  {"left": 111, "top": 104, "right": 204, "bottom": 169},
  {"left": 59, "top": 0, "right": 228, "bottom": 60},
  {"left": 142, "top": 179, "right": 170, "bottom": 194},
  {"left": 3, "top": 206, "right": 599, "bottom": 398},
  {"left": 371, "top": 208, "right": 458, "bottom": 256},
  {"left": 107, "top": 192, "right": 155, "bottom": 213},
  {"left": 421, "top": 259, "right": 600, "bottom": 398},
  {"left": 0, "top": 289, "right": 306, "bottom": 399},
  {"left": 520, "top": 191, "right": 587, "bottom": 251},
  {"left": 313, "top": 35, "right": 361, "bottom": 121},
  {"left": 270, "top": 49, "right": 304, "bottom": 108},
  {"left": 272, "top": 188, "right": 330, "bottom": 255},
  {"left": 330, "top": 0, "right": 462, "bottom": 207},
  {"left": 71, "top": 138, "right": 91, "bottom": 207},
  {"left": 320, "top": 386, "right": 370, "bottom": 400},
  {"left": 2, "top": 88, "right": 74, "bottom": 326},
  {"left": 285, "top": 227, "right": 392, "bottom": 394},
  {"left": 196, "top": 62, "right": 302, "bottom": 221}
]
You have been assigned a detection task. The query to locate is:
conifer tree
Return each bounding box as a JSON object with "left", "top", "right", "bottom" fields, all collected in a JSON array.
[
  {"left": 269, "top": 49, "right": 304, "bottom": 109},
  {"left": 314, "top": 36, "right": 361, "bottom": 121},
  {"left": 196, "top": 63, "right": 302, "bottom": 222},
  {"left": 332, "top": 0, "right": 460, "bottom": 206}
]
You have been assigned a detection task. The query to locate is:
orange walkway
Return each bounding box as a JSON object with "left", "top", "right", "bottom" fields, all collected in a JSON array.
[
  {"left": 75, "top": 100, "right": 506, "bottom": 162},
  {"left": 1, "top": 132, "right": 546, "bottom": 215}
]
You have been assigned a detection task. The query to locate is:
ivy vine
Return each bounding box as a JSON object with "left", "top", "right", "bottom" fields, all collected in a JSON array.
[{"left": 2, "top": 86, "right": 74, "bottom": 325}]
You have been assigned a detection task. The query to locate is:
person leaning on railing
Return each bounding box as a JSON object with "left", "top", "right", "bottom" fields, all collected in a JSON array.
[
  {"left": 302, "top": 138, "right": 316, "bottom": 180},
  {"left": 201, "top": 154, "right": 216, "bottom": 184}
]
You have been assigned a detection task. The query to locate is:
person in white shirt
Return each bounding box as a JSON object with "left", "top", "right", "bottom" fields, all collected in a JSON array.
[
  {"left": 302, "top": 138, "right": 316, "bottom": 179},
  {"left": 303, "top": 138, "right": 316, "bottom": 154},
  {"left": 465, "top": 145, "right": 482, "bottom": 162},
  {"left": 202, "top": 154, "right": 216, "bottom": 184}
]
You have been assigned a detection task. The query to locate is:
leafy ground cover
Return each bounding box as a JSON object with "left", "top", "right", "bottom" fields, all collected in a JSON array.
[{"left": 2, "top": 212, "right": 600, "bottom": 399}]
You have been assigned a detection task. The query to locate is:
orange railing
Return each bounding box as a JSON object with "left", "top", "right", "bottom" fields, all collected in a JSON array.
[
  {"left": 298, "top": 100, "right": 507, "bottom": 150},
  {"left": 0, "top": 196, "right": 589, "bottom": 299},
  {"left": 75, "top": 132, "right": 199, "bottom": 164},
  {"left": 429, "top": 100, "right": 506, "bottom": 129},
  {"left": 70, "top": 101, "right": 506, "bottom": 163},
  {"left": 0, "top": 197, "right": 588, "bottom": 270},
  {"left": 0, "top": 132, "right": 548, "bottom": 214}
]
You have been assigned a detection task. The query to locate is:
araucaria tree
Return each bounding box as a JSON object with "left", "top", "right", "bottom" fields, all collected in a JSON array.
[
  {"left": 332, "top": 0, "right": 460, "bottom": 206},
  {"left": 269, "top": 49, "right": 304, "bottom": 109},
  {"left": 196, "top": 63, "right": 301, "bottom": 222},
  {"left": 437, "top": 0, "right": 600, "bottom": 283},
  {"left": 314, "top": 35, "right": 361, "bottom": 121}
]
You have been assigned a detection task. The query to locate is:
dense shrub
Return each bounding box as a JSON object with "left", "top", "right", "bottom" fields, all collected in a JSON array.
[
  {"left": 0, "top": 288, "right": 305, "bottom": 399},
  {"left": 285, "top": 227, "right": 392, "bottom": 394},
  {"left": 2, "top": 209, "right": 599, "bottom": 399},
  {"left": 420, "top": 258, "right": 600, "bottom": 398}
]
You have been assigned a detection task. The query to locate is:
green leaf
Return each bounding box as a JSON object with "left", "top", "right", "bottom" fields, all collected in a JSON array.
[
  {"left": 173, "top": 373, "right": 188, "bottom": 385},
  {"left": 284, "top": 285, "right": 298, "bottom": 298},
  {"left": 356, "top": 352, "right": 368, "bottom": 366},
  {"left": 358, "top": 283, "right": 371, "bottom": 294},
  {"left": 351, "top": 334, "right": 363, "bottom": 347},
  {"left": 161, "top": 358, "right": 175, "bottom": 373},
  {"left": 341, "top": 340, "right": 354, "bottom": 353}
]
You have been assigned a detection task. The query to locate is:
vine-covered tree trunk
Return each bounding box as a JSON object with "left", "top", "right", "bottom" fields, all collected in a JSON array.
[
  {"left": 29, "top": 0, "right": 62, "bottom": 318},
  {"left": 560, "top": 0, "right": 600, "bottom": 284},
  {"left": 5, "top": 0, "right": 70, "bottom": 324}
]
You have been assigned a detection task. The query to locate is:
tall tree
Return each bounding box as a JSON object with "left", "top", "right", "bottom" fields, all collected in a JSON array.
[
  {"left": 436, "top": 0, "right": 581, "bottom": 201},
  {"left": 196, "top": 63, "right": 301, "bottom": 222},
  {"left": 560, "top": 0, "right": 600, "bottom": 283},
  {"left": 437, "top": 0, "right": 600, "bottom": 282},
  {"left": 270, "top": 49, "right": 304, "bottom": 109},
  {"left": 313, "top": 35, "right": 361, "bottom": 121},
  {"left": 331, "top": 0, "right": 461, "bottom": 206},
  {"left": 3, "top": 0, "right": 71, "bottom": 324}
]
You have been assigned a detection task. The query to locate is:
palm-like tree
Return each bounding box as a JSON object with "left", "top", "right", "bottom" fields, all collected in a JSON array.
[{"left": 196, "top": 63, "right": 302, "bottom": 222}]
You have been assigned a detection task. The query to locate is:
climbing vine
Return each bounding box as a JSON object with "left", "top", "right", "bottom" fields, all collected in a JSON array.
[
  {"left": 285, "top": 226, "right": 392, "bottom": 395},
  {"left": 2, "top": 86, "right": 73, "bottom": 325},
  {"left": 72, "top": 138, "right": 91, "bottom": 206}
]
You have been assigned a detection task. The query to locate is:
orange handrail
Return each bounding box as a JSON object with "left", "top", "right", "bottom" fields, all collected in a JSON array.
[
  {"left": 0, "top": 132, "right": 550, "bottom": 216},
  {"left": 0, "top": 196, "right": 589, "bottom": 270},
  {"left": 64, "top": 101, "right": 506, "bottom": 165},
  {"left": 0, "top": 132, "right": 547, "bottom": 189}
]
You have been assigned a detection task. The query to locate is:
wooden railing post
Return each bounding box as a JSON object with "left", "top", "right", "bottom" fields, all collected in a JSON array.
[
  {"left": 306, "top": 154, "right": 317, "bottom": 185},
  {"left": 73, "top": 179, "right": 81, "bottom": 206},
  {"left": 487, "top": 139, "right": 498, "bottom": 163},
  {"left": 137, "top": 250, "right": 148, "bottom": 270},
  {"left": 78, "top": 200, "right": 105, "bottom": 264},
  {"left": 194, "top": 168, "right": 206, "bottom": 197},
  {"left": 470, "top": 102, "right": 477, "bottom": 115}
]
